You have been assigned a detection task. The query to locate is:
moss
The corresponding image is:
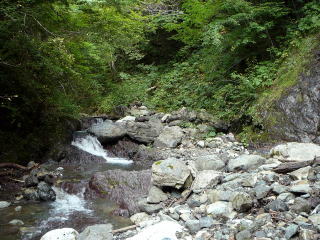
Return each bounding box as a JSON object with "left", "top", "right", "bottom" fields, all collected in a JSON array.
[
  {"left": 167, "top": 164, "right": 174, "bottom": 169},
  {"left": 107, "top": 178, "right": 119, "bottom": 187},
  {"left": 155, "top": 161, "right": 162, "bottom": 165}
]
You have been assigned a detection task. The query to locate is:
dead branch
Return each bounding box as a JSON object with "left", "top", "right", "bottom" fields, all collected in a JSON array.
[{"left": 112, "top": 225, "right": 137, "bottom": 234}]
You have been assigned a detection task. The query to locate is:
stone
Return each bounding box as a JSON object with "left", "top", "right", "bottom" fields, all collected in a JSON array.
[
  {"left": 289, "top": 181, "right": 312, "bottom": 194},
  {"left": 40, "top": 228, "right": 79, "bottom": 240},
  {"left": 207, "top": 189, "right": 234, "bottom": 203},
  {"left": 272, "top": 183, "right": 288, "bottom": 194},
  {"left": 270, "top": 142, "right": 320, "bottom": 161},
  {"left": 206, "top": 201, "right": 235, "bottom": 219},
  {"left": 290, "top": 197, "right": 311, "bottom": 214},
  {"left": 130, "top": 212, "right": 151, "bottom": 224},
  {"left": 126, "top": 119, "right": 163, "bottom": 144},
  {"left": 192, "top": 155, "right": 225, "bottom": 171},
  {"left": 15, "top": 206, "right": 22, "bottom": 212},
  {"left": 154, "top": 126, "right": 184, "bottom": 148},
  {"left": 127, "top": 221, "right": 183, "bottom": 240},
  {"left": 277, "top": 193, "right": 295, "bottom": 202},
  {"left": 236, "top": 230, "right": 251, "bottom": 240},
  {"left": 25, "top": 174, "right": 39, "bottom": 187},
  {"left": 116, "top": 116, "right": 136, "bottom": 123},
  {"left": 199, "top": 216, "right": 214, "bottom": 228},
  {"left": 9, "top": 219, "right": 24, "bottom": 225},
  {"left": 192, "top": 170, "right": 221, "bottom": 192},
  {"left": 37, "top": 181, "right": 56, "bottom": 201},
  {"left": 87, "top": 169, "right": 151, "bottom": 216},
  {"left": 288, "top": 166, "right": 311, "bottom": 180},
  {"left": 264, "top": 200, "right": 289, "bottom": 212},
  {"left": 284, "top": 224, "right": 298, "bottom": 239},
  {"left": 152, "top": 158, "right": 190, "bottom": 189},
  {"left": 299, "top": 229, "right": 316, "bottom": 240},
  {"left": 228, "top": 154, "right": 266, "bottom": 172},
  {"left": 0, "top": 201, "right": 10, "bottom": 208},
  {"left": 254, "top": 184, "right": 271, "bottom": 199},
  {"left": 88, "top": 120, "right": 126, "bottom": 143},
  {"left": 308, "top": 214, "right": 320, "bottom": 226},
  {"left": 23, "top": 188, "right": 40, "bottom": 201},
  {"left": 185, "top": 219, "right": 201, "bottom": 233},
  {"left": 138, "top": 198, "right": 162, "bottom": 214},
  {"left": 79, "top": 224, "right": 113, "bottom": 240},
  {"left": 231, "top": 192, "right": 253, "bottom": 213},
  {"left": 147, "top": 186, "right": 168, "bottom": 204}
]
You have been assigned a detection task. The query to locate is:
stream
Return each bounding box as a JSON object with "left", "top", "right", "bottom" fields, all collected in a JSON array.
[{"left": 0, "top": 127, "right": 138, "bottom": 240}]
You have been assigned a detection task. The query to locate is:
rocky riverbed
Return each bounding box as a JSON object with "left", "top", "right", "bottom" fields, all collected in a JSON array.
[{"left": 2, "top": 105, "right": 320, "bottom": 240}]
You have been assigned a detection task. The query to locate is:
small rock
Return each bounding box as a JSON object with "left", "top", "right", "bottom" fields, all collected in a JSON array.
[
  {"left": 154, "top": 126, "right": 184, "bottom": 148},
  {"left": 9, "top": 219, "right": 24, "bottom": 226},
  {"left": 264, "top": 199, "right": 288, "bottom": 212},
  {"left": 199, "top": 216, "right": 214, "bottom": 228},
  {"left": 192, "top": 170, "right": 221, "bottom": 192},
  {"left": 130, "top": 213, "right": 151, "bottom": 224},
  {"left": 254, "top": 184, "right": 271, "bottom": 199},
  {"left": 206, "top": 201, "right": 235, "bottom": 219},
  {"left": 308, "top": 214, "right": 320, "bottom": 226},
  {"left": 284, "top": 224, "right": 298, "bottom": 239},
  {"left": 289, "top": 181, "right": 312, "bottom": 194},
  {"left": 185, "top": 219, "right": 201, "bottom": 233},
  {"left": 15, "top": 206, "right": 22, "bottom": 212},
  {"left": 147, "top": 186, "right": 168, "bottom": 204},
  {"left": 299, "top": 229, "right": 316, "bottom": 240},
  {"left": 288, "top": 166, "right": 311, "bottom": 180},
  {"left": 231, "top": 192, "right": 253, "bottom": 213},
  {"left": 290, "top": 197, "right": 311, "bottom": 214},
  {"left": 0, "top": 201, "right": 11, "bottom": 208},
  {"left": 192, "top": 155, "right": 225, "bottom": 171},
  {"left": 40, "top": 228, "right": 79, "bottom": 240},
  {"left": 277, "top": 193, "right": 295, "bottom": 202},
  {"left": 236, "top": 230, "right": 251, "bottom": 240},
  {"left": 138, "top": 198, "right": 162, "bottom": 214}
]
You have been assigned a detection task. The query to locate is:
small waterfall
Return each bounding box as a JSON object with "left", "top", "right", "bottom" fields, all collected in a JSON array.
[{"left": 71, "top": 134, "right": 133, "bottom": 165}]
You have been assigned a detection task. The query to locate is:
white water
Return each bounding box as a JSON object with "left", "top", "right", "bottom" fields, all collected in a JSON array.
[{"left": 71, "top": 135, "right": 133, "bottom": 165}]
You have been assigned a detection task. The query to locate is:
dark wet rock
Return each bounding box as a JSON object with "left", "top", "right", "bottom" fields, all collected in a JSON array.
[
  {"left": 23, "top": 188, "right": 40, "bottom": 201},
  {"left": 37, "top": 182, "right": 56, "bottom": 201},
  {"left": 86, "top": 169, "right": 151, "bottom": 215},
  {"left": 60, "top": 146, "right": 106, "bottom": 165},
  {"left": 25, "top": 174, "right": 39, "bottom": 187},
  {"left": 88, "top": 120, "right": 127, "bottom": 143},
  {"left": 264, "top": 199, "right": 288, "bottom": 212}
]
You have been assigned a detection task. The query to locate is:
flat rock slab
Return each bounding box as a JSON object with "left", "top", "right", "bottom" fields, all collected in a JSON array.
[
  {"left": 270, "top": 142, "right": 320, "bottom": 161},
  {"left": 228, "top": 154, "right": 266, "bottom": 172}
]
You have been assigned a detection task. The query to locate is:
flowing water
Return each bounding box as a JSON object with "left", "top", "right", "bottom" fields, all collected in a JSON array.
[{"left": 0, "top": 127, "right": 137, "bottom": 240}]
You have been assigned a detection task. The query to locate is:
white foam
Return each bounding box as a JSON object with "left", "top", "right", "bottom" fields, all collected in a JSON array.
[{"left": 71, "top": 135, "right": 133, "bottom": 165}]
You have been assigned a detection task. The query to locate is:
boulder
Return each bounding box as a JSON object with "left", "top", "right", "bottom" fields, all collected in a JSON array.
[
  {"left": 264, "top": 199, "right": 289, "bottom": 212},
  {"left": 147, "top": 186, "right": 168, "bottom": 204},
  {"left": 126, "top": 119, "right": 163, "bottom": 144},
  {"left": 37, "top": 182, "right": 56, "bottom": 201},
  {"left": 138, "top": 198, "right": 163, "bottom": 214},
  {"left": 40, "top": 228, "right": 79, "bottom": 240},
  {"left": 79, "top": 224, "right": 113, "bottom": 240},
  {"left": 87, "top": 169, "right": 151, "bottom": 216},
  {"left": 88, "top": 120, "right": 127, "bottom": 143},
  {"left": 288, "top": 166, "right": 311, "bottom": 180},
  {"left": 130, "top": 212, "right": 151, "bottom": 224},
  {"left": 270, "top": 142, "right": 320, "bottom": 161},
  {"left": 127, "top": 221, "right": 183, "bottom": 240},
  {"left": 228, "top": 154, "right": 266, "bottom": 172},
  {"left": 154, "top": 126, "right": 184, "bottom": 148},
  {"left": 152, "top": 158, "right": 191, "bottom": 189},
  {"left": 192, "top": 170, "right": 222, "bottom": 192},
  {"left": 192, "top": 155, "right": 225, "bottom": 171}
]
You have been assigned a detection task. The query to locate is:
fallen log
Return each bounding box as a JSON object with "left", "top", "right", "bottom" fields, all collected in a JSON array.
[
  {"left": 112, "top": 224, "right": 137, "bottom": 234},
  {"left": 272, "top": 159, "right": 319, "bottom": 174},
  {"left": 0, "top": 162, "right": 39, "bottom": 171}
]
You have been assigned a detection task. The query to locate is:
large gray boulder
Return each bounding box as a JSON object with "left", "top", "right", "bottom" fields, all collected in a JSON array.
[
  {"left": 270, "top": 142, "right": 320, "bottom": 161},
  {"left": 192, "top": 155, "right": 225, "bottom": 171},
  {"left": 152, "top": 158, "right": 191, "bottom": 189},
  {"left": 126, "top": 118, "right": 163, "bottom": 144},
  {"left": 88, "top": 120, "right": 126, "bottom": 143},
  {"left": 79, "top": 224, "right": 113, "bottom": 240},
  {"left": 154, "top": 126, "right": 184, "bottom": 148},
  {"left": 228, "top": 154, "right": 266, "bottom": 172}
]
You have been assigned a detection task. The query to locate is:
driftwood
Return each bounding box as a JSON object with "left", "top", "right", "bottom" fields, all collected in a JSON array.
[
  {"left": 112, "top": 225, "right": 137, "bottom": 234},
  {"left": 0, "top": 163, "right": 30, "bottom": 170},
  {"left": 273, "top": 158, "right": 320, "bottom": 174}
]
